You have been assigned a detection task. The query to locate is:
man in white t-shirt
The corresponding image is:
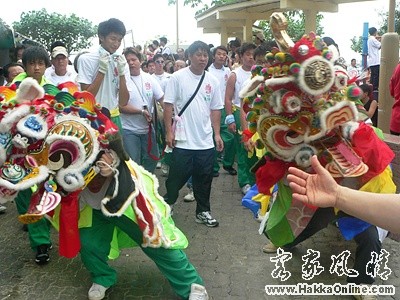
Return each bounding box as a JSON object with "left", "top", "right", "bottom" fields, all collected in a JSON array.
[
  {"left": 120, "top": 47, "right": 164, "bottom": 172},
  {"left": 159, "top": 37, "right": 171, "bottom": 57},
  {"left": 225, "top": 42, "right": 257, "bottom": 196},
  {"left": 77, "top": 18, "right": 130, "bottom": 130},
  {"left": 163, "top": 40, "right": 224, "bottom": 227},
  {"left": 208, "top": 45, "right": 236, "bottom": 178},
  {"left": 45, "top": 45, "right": 77, "bottom": 86},
  {"left": 152, "top": 53, "right": 170, "bottom": 92},
  {"left": 367, "top": 27, "right": 381, "bottom": 91}
]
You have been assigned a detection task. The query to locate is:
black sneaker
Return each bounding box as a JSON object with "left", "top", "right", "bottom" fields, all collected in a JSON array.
[
  {"left": 35, "top": 244, "right": 52, "bottom": 265},
  {"left": 223, "top": 166, "right": 237, "bottom": 175},
  {"left": 195, "top": 211, "right": 219, "bottom": 227}
]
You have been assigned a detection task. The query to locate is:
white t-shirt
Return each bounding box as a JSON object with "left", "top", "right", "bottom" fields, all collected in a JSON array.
[
  {"left": 161, "top": 45, "right": 171, "bottom": 56},
  {"left": 77, "top": 47, "right": 130, "bottom": 110},
  {"left": 164, "top": 67, "right": 223, "bottom": 150},
  {"left": 232, "top": 66, "right": 251, "bottom": 107},
  {"left": 79, "top": 177, "right": 112, "bottom": 210},
  {"left": 152, "top": 72, "right": 170, "bottom": 92},
  {"left": 45, "top": 65, "right": 78, "bottom": 86},
  {"left": 121, "top": 71, "right": 164, "bottom": 134},
  {"left": 208, "top": 63, "right": 231, "bottom": 101},
  {"left": 367, "top": 36, "right": 381, "bottom": 67}
]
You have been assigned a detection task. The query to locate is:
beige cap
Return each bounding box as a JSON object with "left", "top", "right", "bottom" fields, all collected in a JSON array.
[
  {"left": 254, "top": 32, "right": 265, "bottom": 42},
  {"left": 51, "top": 46, "right": 68, "bottom": 58}
]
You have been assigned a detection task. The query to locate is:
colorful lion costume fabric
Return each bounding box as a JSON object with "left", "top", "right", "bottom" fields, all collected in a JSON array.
[
  {"left": 0, "top": 78, "right": 187, "bottom": 258},
  {"left": 240, "top": 13, "right": 396, "bottom": 246}
]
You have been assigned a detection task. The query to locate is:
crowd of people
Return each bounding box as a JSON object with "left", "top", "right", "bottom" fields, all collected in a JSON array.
[{"left": 0, "top": 15, "right": 397, "bottom": 300}]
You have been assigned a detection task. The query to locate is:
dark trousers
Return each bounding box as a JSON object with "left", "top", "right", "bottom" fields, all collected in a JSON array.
[
  {"left": 165, "top": 147, "right": 214, "bottom": 214},
  {"left": 370, "top": 65, "right": 380, "bottom": 91},
  {"left": 284, "top": 208, "right": 381, "bottom": 284}
]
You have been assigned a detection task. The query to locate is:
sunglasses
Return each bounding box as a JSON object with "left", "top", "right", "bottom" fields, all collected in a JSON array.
[{"left": 155, "top": 60, "right": 164, "bottom": 64}]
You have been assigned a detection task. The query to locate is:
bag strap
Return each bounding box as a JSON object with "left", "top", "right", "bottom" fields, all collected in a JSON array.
[{"left": 178, "top": 71, "right": 206, "bottom": 117}]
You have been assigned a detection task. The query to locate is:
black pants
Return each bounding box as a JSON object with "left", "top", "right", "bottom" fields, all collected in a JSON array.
[
  {"left": 165, "top": 147, "right": 214, "bottom": 214},
  {"left": 284, "top": 208, "right": 381, "bottom": 284},
  {"left": 370, "top": 65, "right": 380, "bottom": 91}
]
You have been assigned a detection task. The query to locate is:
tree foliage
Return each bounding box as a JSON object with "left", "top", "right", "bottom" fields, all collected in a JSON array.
[
  {"left": 12, "top": 9, "right": 97, "bottom": 53},
  {"left": 350, "top": 3, "right": 400, "bottom": 54},
  {"left": 168, "top": 1, "right": 324, "bottom": 42}
]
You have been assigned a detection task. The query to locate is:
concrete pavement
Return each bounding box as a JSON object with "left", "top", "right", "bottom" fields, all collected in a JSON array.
[{"left": 0, "top": 167, "right": 399, "bottom": 300}]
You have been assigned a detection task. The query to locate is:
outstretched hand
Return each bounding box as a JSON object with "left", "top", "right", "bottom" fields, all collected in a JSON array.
[{"left": 287, "top": 155, "right": 339, "bottom": 208}]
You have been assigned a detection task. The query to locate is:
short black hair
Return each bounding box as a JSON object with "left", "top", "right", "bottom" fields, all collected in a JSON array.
[
  {"left": 187, "top": 40, "right": 210, "bottom": 57},
  {"left": 2, "top": 62, "right": 24, "bottom": 79},
  {"left": 21, "top": 46, "right": 51, "bottom": 68},
  {"left": 253, "top": 45, "right": 267, "bottom": 59},
  {"left": 153, "top": 53, "right": 164, "bottom": 62},
  {"left": 98, "top": 18, "right": 126, "bottom": 38},
  {"left": 238, "top": 42, "right": 257, "bottom": 56},
  {"left": 212, "top": 45, "right": 228, "bottom": 57},
  {"left": 123, "top": 47, "right": 143, "bottom": 62},
  {"left": 369, "top": 27, "right": 377, "bottom": 35},
  {"left": 159, "top": 37, "right": 167, "bottom": 44}
]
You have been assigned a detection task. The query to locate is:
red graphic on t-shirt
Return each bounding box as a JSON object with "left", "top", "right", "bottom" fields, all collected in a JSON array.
[{"left": 205, "top": 84, "right": 212, "bottom": 94}]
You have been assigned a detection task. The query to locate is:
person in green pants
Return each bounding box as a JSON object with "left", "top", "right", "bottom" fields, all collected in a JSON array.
[
  {"left": 224, "top": 43, "right": 257, "bottom": 195},
  {"left": 13, "top": 45, "right": 54, "bottom": 265},
  {"left": 79, "top": 150, "right": 209, "bottom": 300}
]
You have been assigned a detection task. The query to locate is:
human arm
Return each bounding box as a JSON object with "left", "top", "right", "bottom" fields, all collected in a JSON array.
[
  {"left": 119, "top": 103, "right": 152, "bottom": 122},
  {"left": 163, "top": 102, "right": 175, "bottom": 148},
  {"left": 224, "top": 72, "right": 236, "bottom": 133},
  {"left": 287, "top": 155, "right": 400, "bottom": 233},
  {"left": 211, "top": 109, "right": 223, "bottom": 152},
  {"left": 365, "top": 100, "right": 378, "bottom": 119}
]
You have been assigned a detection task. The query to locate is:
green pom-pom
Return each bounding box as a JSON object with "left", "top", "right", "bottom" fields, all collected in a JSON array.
[
  {"left": 346, "top": 85, "right": 362, "bottom": 101},
  {"left": 252, "top": 97, "right": 264, "bottom": 109},
  {"left": 249, "top": 122, "right": 257, "bottom": 133},
  {"left": 246, "top": 110, "right": 258, "bottom": 122}
]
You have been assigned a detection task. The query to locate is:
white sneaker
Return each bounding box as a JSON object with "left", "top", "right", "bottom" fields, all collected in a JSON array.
[
  {"left": 0, "top": 204, "right": 6, "bottom": 213},
  {"left": 161, "top": 164, "right": 169, "bottom": 177},
  {"left": 88, "top": 283, "right": 108, "bottom": 300},
  {"left": 183, "top": 189, "right": 195, "bottom": 202},
  {"left": 241, "top": 184, "right": 252, "bottom": 195},
  {"left": 189, "top": 283, "right": 209, "bottom": 300},
  {"left": 156, "top": 162, "right": 162, "bottom": 169}
]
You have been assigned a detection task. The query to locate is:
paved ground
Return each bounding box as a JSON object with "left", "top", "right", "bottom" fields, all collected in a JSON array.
[{"left": 0, "top": 166, "right": 399, "bottom": 300}]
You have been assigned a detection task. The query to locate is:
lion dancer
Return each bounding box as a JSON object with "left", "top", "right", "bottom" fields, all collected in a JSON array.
[
  {"left": 0, "top": 76, "right": 209, "bottom": 299},
  {"left": 240, "top": 13, "right": 395, "bottom": 300}
]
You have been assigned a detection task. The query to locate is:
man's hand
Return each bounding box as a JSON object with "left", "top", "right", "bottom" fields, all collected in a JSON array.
[
  {"left": 214, "top": 135, "right": 224, "bottom": 152},
  {"left": 99, "top": 54, "right": 109, "bottom": 74},
  {"left": 116, "top": 55, "right": 127, "bottom": 76},
  {"left": 96, "top": 151, "right": 116, "bottom": 177},
  {"left": 287, "top": 155, "right": 339, "bottom": 208}
]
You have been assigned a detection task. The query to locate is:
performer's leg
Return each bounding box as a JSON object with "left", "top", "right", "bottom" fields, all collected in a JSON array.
[
  {"left": 284, "top": 208, "right": 336, "bottom": 248},
  {"left": 79, "top": 209, "right": 116, "bottom": 287},
  {"left": 15, "top": 189, "right": 51, "bottom": 250},
  {"left": 347, "top": 225, "right": 381, "bottom": 285},
  {"left": 115, "top": 215, "right": 203, "bottom": 299}
]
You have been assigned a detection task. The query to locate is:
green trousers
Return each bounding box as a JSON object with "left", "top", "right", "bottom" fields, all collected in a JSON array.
[
  {"left": 213, "top": 108, "right": 236, "bottom": 173},
  {"left": 79, "top": 209, "right": 203, "bottom": 299},
  {"left": 232, "top": 109, "right": 257, "bottom": 188},
  {"left": 15, "top": 188, "right": 52, "bottom": 250}
]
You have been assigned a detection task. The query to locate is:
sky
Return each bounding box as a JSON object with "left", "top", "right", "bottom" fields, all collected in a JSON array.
[{"left": 1, "top": 0, "right": 391, "bottom": 65}]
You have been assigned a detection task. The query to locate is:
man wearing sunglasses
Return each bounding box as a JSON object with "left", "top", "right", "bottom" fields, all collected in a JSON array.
[{"left": 152, "top": 53, "right": 170, "bottom": 92}]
